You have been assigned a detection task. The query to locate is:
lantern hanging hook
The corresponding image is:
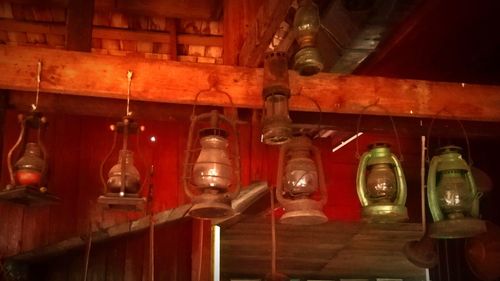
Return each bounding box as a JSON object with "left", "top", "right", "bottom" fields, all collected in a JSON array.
[
  {"left": 355, "top": 101, "right": 403, "bottom": 161},
  {"left": 425, "top": 107, "right": 471, "bottom": 165},
  {"left": 126, "top": 70, "right": 133, "bottom": 116},
  {"left": 32, "top": 60, "right": 42, "bottom": 111}
]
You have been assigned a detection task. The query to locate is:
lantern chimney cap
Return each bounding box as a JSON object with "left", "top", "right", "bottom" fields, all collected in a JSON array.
[
  {"left": 436, "top": 145, "right": 463, "bottom": 155},
  {"left": 368, "top": 142, "right": 391, "bottom": 150},
  {"left": 199, "top": 127, "right": 228, "bottom": 138}
]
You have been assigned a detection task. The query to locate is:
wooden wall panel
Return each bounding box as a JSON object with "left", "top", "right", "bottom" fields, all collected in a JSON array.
[{"left": 26, "top": 219, "right": 192, "bottom": 281}]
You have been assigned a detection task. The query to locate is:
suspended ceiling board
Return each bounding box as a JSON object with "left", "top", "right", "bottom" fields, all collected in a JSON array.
[{"left": 220, "top": 216, "right": 425, "bottom": 280}]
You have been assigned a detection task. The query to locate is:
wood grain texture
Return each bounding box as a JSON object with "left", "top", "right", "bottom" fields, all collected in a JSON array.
[
  {"left": 222, "top": 0, "right": 263, "bottom": 65},
  {"left": 221, "top": 216, "right": 425, "bottom": 280},
  {"left": 1, "top": 45, "right": 500, "bottom": 121}
]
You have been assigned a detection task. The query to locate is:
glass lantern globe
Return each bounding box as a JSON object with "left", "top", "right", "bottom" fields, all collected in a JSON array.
[
  {"left": 284, "top": 149, "right": 318, "bottom": 197},
  {"left": 192, "top": 130, "right": 233, "bottom": 191},
  {"left": 106, "top": 149, "right": 141, "bottom": 195},
  {"left": 427, "top": 145, "right": 486, "bottom": 238},
  {"left": 14, "top": 142, "right": 45, "bottom": 187},
  {"left": 366, "top": 163, "right": 397, "bottom": 203}
]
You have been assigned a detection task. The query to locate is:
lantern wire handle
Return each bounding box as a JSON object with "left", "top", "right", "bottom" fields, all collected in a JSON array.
[
  {"left": 32, "top": 60, "right": 42, "bottom": 111},
  {"left": 291, "top": 87, "right": 323, "bottom": 133},
  {"left": 126, "top": 70, "right": 133, "bottom": 116},
  {"left": 355, "top": 102, "right": 403, "bottom": 161},
  {"left": 425, "top": 108, "right": 472, "bottom": 165},
  {"left": 190, "top": 74, "right": 235, "bottom": 118},
  {"left": 99, "top": 128, "right": 118, "bottom": 193},
  {"left": 6, "top": 116, "right": 26, "bottom": 187}
]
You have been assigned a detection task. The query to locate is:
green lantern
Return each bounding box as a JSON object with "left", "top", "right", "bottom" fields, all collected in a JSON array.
[
  {"left": 427, "top": 145, "right": 486, "bottom": 239},
  {"left": 356, "top": 143, "right": 408, "bottom": 222}
]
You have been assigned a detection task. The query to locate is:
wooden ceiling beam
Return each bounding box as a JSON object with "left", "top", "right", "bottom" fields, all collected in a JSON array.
[
  {"left": 8, "top": 91, "right": 499, "bottom": 138},
  {"left": 1, "top": 45, "right": 500, "bottom": 122},
  {"left": 238, "top": 0, "right": 293, "bottom": 67}
]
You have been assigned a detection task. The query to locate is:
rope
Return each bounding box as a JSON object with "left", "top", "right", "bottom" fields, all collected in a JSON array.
[
  {"left": 32, "top": 60, "right": 42, "bottom": 111},
  {"left": 126, "top": 70, "right": 133, "bottom": 116}
]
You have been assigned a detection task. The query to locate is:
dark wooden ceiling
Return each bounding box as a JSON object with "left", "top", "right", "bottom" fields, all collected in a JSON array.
[{"left": 357, "top": 0, "right": 500, "bottom": 85}]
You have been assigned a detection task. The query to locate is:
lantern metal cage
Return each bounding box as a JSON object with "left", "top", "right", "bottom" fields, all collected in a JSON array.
[
  {"left": 0, "top": 111, "right": 60, "bottom": 205},
  {"left": 276, "top": 135, "right": 328, "bottom": 225},
  {"left": 98, "top": 116, "right": 147, "bottom": 211},
  {"left": 183, "top": 91, "right": 241, "bottom": 219}
]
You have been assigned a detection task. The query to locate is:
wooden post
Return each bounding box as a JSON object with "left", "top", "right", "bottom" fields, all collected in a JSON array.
[
  {"left": 223, "top": 0, "right": 263, "bottom": 65},
  {"left": 66, "top": 0, "right": 94, "bottom": 52}
]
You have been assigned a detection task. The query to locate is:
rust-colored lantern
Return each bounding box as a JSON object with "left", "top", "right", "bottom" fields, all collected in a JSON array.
[
  {"left": 183, "top": 109, "right": 241, "bottom": 219},
  {"left": 261, "top": 52, "right": 292, "bottom": 145},
  {"left": 276, "top": 135, "right": 327, "bottom": 225},
  {"left": 0, "top": 111, "right": 60, "bottom": 205}
]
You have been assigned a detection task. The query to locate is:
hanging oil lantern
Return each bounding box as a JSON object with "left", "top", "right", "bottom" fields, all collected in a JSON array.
[
  {"left": 0, "top": 112, "right": 59, "bottom": 205},
  {"left": 98, "top": 71, "right": 146, "bottom": 211},
  {"left": 276, "top": 135, "right": 327, "bottom": 225},
  {"left": 183, "top": 108, "right": 241, "bottom": 219},
  {"left": 293, "top": 0, "right": 323, "bottom": 76},
  {"left": 0, "top": 61, "right": 59, "bottom": 205},
  {"left": 427, "top": 145, "right": 486, "bottom": 238},
  {"left": 261, "top": 51, "right": 292, "bottom": 145},
  {"left": 356, "top": 142, "right": 408, "bottom": 222}
]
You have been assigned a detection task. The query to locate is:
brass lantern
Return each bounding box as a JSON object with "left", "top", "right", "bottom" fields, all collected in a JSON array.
[
  {"left": 183, "top": 110, "right": 241, "bottom": 219},
  {"left": 427, "top": 145, "right": 486, "bottom": 238},
  {"left": 98, "top": 71, "right": 146, "bottom": 211},
  {"left": 276, "top": 135, "right": 327, "bottom": 225},
  {"left": 0, "top": 112, "right": 59, "bottom": 205},
  {"left": 261, "top": 51, "right": 292, "bottom": 145},
  {"left": 356, "top": 143, "right": 408, "bottom": 222},
  {"left": 293, "top": 0, "right": 323, "bottom": 75}
]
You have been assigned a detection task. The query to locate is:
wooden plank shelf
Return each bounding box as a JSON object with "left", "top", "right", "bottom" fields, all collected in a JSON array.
[{"left": 221, "top": 216, "right": 425, "bottom": 280}]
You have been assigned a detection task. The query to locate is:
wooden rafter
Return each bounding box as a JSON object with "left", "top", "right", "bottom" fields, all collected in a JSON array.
[
  {"left": 0, "top": 46, "right": 500, "bottom": 122},
  {"left": 238, "top": 0, "right": 293, "bottom": 67}
]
